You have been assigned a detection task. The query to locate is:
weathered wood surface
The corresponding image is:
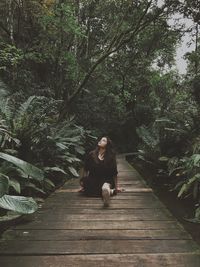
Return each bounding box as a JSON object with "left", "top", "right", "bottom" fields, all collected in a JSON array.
[{"left": 0, "top": 154, "right": 200, "bottom": 267}]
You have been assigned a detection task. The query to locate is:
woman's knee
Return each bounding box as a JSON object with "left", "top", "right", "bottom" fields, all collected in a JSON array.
[{"left": 102, "top": 182, "right": 111, "bottom": 190}]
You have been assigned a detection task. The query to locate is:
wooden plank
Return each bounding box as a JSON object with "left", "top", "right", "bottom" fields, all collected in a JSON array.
[
  {"left": 42, "top": 197, "right": 161, "bottom": 203},
  {"left": 46, "top": 195, "right": 158, "bottom": 202},
  {"left": 13, "top": 220, "right": 179, "bottom": 230},
  {"left": 0, "top": 240, "right": 199, "bottom": 255},
  {"left": 41, "top": 201, "right": 164, "bottom": 208},
  {"left": 0, "top": 253, "right": 200, "bottom": 267},
  {"left": 2, "top": 229, "right": 192, "bottom": 241},
  {"left": 45, "top": 198, "right": 158, "bottom": 203},
  {"left": 1, "top": 253, "right": 200, "bottom": 267},
  {"left": 43, "top": 194, "right": 159, "bottom": 200},
  {"left": 36, "top": 207, "right": 174, "bottom": 219},
  {"left": 46, "top": 193, "right": 158, "bottom": 200},
  {"left": 49, "top": 193, "right": 155, "bottom": 199},
  {"left": 62, "top": 185, "right": 148, "bottom": 190},
  {"left": 55, "top": 188, "right": 152, "bottom": 193},
  {"left": 120, "top": 182, "right": 147, "bottom": 186},
  {"left": 33, "top": 208, "right": 173, "bottom": 219},
  {"left": 36, "top": 206, "right": 167, "bottom": 211},
  {"left": 42, "top": 196, "right": 161, "bottom": 203},
  {"left": 65, "top": 180, "right": 144, "bottom": 185},
  {"left": 30, "top": 212, "right": 173, "bottom": 221}
]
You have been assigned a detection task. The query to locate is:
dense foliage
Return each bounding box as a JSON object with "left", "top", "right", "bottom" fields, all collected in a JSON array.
[{"left": 0, "top": 0, "right": 200, "bottom": 222}]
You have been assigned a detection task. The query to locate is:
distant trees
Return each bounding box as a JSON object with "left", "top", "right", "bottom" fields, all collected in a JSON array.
[{"left": 0, "top": 0, "right": 182, "bottom": 119}]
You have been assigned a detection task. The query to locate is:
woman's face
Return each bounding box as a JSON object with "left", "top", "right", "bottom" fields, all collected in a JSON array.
[{"left": 98, "top": 137, "right": 108, "bottom": 148}]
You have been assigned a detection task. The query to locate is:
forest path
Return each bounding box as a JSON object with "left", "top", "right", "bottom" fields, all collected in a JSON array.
[{"left": 0, "top": 154, "right": 200, "bottom": 266}]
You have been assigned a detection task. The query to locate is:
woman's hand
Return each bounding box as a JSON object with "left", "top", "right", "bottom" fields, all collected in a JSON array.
[
  {"left": 116, "top": 187, "right": 123, "bottom": 193},
  {"left": 114, "top": 176, "right": 125, "bottom": 193},
  {"left": 114, "top": 185, "right": 123, "bottom": 194}
]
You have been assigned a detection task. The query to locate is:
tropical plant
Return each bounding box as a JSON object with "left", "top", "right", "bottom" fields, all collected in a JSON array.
[
  {"left": 0, "top": 86, "right": 96, "bottom": 218},
  {"left": 0, "top": 154, "right": 40, "bottom": 214}
]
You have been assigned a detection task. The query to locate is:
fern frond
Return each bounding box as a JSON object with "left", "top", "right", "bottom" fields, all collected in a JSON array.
[{"left": 15, "top": 96, "right": 37, "bottom": 123}]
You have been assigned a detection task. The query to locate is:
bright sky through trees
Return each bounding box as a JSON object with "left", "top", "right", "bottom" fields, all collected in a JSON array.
[{"left": 157, "top": 0, "right": 195, "bottom": 74}]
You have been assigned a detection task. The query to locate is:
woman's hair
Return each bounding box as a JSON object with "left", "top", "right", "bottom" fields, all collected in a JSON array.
[{"left": 90, "top": 135, "right": 117, "bottom": 167}]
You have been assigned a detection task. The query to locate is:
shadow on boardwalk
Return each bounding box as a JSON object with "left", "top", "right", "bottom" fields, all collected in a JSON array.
[{"left": 0, "top": 154, "right": 200, "bottom": 266}]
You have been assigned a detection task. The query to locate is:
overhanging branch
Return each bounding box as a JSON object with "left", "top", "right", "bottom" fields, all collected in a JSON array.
[{"left": 65, "top": 1, "right": 166, "bottom": 110}]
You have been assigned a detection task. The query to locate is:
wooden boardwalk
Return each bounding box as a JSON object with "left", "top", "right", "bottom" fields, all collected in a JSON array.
[{"left": 0, "top": 154, "right": 200, "bottom": 266}]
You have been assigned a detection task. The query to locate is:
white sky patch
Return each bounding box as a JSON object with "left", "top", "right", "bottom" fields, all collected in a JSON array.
[
  {"left": 168, "top": 15, "right": 195, "bottom": 74},
  {"left": 156, "top": 0, "right": 195, "bottom": 74}
]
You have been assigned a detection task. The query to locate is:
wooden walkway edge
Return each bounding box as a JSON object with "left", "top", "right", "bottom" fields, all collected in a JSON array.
[{"left": 0, "top": 154, "right": 200, "bottom": 266}]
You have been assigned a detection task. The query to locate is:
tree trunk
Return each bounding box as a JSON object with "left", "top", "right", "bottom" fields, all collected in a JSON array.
[
  {"left": 7, "top": 0, "right": 14, "bottom": 45},
  {"left": 195, "top": 22, "right": 199, "bottom": 76}
]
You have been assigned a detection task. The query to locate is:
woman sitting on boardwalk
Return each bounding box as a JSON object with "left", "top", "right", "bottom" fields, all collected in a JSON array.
[{"left": 79, "top": 136, "right": 122, "bottom": 207}]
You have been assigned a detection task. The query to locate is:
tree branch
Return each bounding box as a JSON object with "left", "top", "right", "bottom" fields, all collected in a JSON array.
[{"left": 59, "top": 1, "right": 166, "bottom": 119}]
